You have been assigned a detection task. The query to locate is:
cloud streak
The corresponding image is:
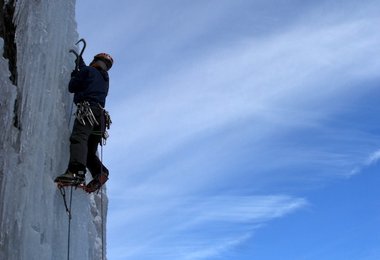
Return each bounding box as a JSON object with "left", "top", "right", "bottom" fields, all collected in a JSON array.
[
  {"left": 106, "top": 1, "right": 380, "bottom": 188},
  {"left": 365, "top": 150, "right": 380, "bottom": 166},
  {"left": 86, "top": 1, "right": 380, "bottom": 259},
  {"left": 108, "top": 195, "right": 307, "bottom": 260}
]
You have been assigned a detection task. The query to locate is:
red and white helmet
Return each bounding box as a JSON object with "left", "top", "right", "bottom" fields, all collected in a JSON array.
[{"left": 94, "top": 53, "right": 114, "bottom": 70}]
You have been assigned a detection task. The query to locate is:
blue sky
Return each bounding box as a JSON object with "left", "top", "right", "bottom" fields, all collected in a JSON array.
[{"left": 76, "top": 1, "right": 380, "bottom": 259}]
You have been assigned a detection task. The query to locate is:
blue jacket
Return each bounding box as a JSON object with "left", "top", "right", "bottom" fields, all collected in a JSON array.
[{"left": 68, "top": 61, "right": 109, "bottom": 107}]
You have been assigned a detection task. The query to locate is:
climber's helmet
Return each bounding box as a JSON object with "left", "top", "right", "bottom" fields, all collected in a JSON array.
[{"left": 91, "top": 53, "right": 114, "bottom": 71}]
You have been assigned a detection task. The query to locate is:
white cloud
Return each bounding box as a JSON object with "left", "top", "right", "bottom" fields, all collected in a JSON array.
[
  {"left": 365, "top": 149, "right": 380, "bottom": 166},
  {"left": 99, "top": 1, "right": 380, "bottom": 259},
  {"left": 108, "top": 195, "right": 307, "bottom": 260},
  {"left": 349, "top": 149, "right": 380, "bottom": 176},
  {"left": 106, "top": 7, "right": 380, "bottom": 180}
]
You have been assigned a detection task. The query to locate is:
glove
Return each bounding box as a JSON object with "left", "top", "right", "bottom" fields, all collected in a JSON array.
[
  {"left": 75, "top": 56, "right": 84, "bottom": 66},
  {"left": 71, "top": 69, "right": 79, "bottom": 77}
]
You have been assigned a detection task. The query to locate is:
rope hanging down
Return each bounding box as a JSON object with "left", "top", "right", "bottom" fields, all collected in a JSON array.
[
  {"left": 100, "top": 138, "right": 105, "bottom": 260},
  {"left": 58, "top": 186, "right": 74, "bottom": 260}
]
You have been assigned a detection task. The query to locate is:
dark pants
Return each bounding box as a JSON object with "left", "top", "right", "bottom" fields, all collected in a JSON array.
[{"left": 68, "top": 106, "right": 109, "bottom": 178}]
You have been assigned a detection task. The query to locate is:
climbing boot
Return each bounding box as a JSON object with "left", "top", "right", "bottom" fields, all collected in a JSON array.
[
  {"left": 54, "top": 170, "right": 86, "bottom": 186},
  {"left": 84, "top": 171, "right": 109, "bottom": 193}
]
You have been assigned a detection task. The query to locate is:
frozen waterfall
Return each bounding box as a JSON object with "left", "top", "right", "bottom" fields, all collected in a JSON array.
[{"left": 0, "top": 0, "right": 108, "bottom": 259}]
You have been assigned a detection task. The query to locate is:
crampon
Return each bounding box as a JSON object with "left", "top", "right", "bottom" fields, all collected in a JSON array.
[{"left": 55, "top": 179, "right": 86, "bottom": 191}]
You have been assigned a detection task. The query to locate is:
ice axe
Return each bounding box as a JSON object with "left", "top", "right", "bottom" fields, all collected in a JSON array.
[{"left": 69, "top": 38, "right": 87, "bottom": 71}]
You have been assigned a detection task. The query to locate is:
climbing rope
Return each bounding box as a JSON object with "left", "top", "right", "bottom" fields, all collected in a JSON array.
[
  {"left": 59, "top": 186, "right": 74, "bottom": 260},
  {"left": 100, "top": 131, "right": 106, "bottom": 260}
]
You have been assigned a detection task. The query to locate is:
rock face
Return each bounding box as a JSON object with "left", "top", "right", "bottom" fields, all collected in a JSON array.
[{"left": 0, "top": 1, "right": 108, "bottom": 259}]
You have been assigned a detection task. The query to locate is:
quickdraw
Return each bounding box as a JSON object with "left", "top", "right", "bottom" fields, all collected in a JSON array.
[
  {"left": 102, "top": 107, "right": 112, "bottom": 142},
  {"left": 75, "top": 101, "right": 99, "bottom": 126},
  {"left": 75, "top": 102, "right": 112, "bottom": 144},
  {"left": 104, "top": 109, "right": 112, "bottom": 130}
]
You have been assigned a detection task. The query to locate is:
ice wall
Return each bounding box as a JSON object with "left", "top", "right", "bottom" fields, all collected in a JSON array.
[{"left": 0, "top": 1, "right": 107, "bottom": 259}]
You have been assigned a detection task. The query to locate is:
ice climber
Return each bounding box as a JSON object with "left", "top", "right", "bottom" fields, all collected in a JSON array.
[{"left": 55, "top": 53, "right": 113, "bottom": 193}]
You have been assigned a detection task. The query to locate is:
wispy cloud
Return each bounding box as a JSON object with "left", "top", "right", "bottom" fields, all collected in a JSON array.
[
  {"left": 350, "top": 149, "right": 380, "bottom": 176},
  {"left": 365, "top": 149, "right": 380, "bottom": 166},
  {"left": 108, "top": 195, "right": 307, "bottom": 260},
  {"left": 107, "top": 0, "right": 380, "bottom": 187},
  {"left": 98, "top": 1, "right": 380, "bottom": 259}
]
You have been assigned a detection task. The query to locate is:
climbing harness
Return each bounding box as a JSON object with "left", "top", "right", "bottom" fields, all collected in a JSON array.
[{"left": 75, "top": 102, "right": 112, "bottom": 145}]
